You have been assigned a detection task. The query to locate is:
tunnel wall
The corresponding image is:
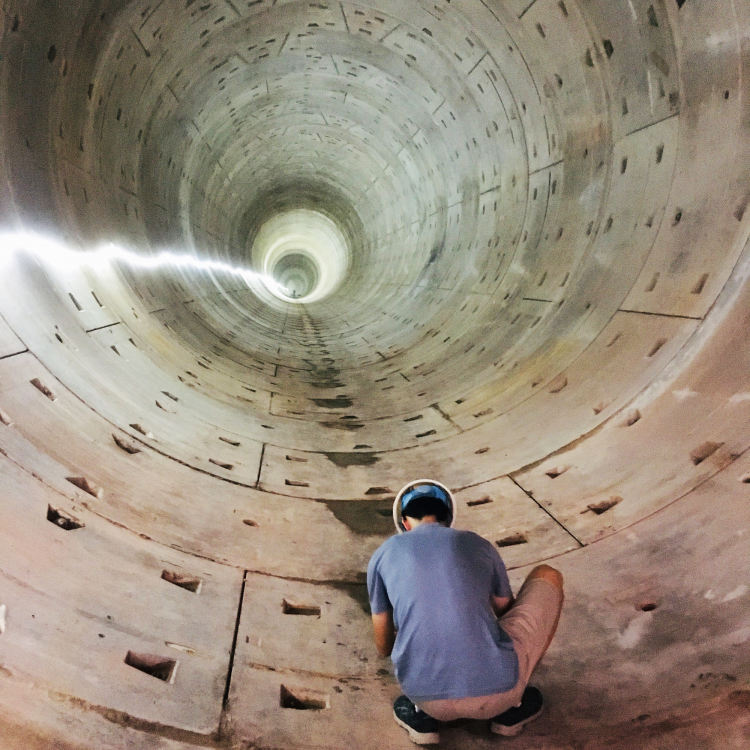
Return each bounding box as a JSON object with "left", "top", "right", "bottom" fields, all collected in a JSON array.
[{"left": 0, "top": 1, "right": 749, "bottom": 748}]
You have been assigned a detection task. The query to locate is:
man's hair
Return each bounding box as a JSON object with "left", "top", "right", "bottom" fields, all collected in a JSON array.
[{"left": 402, "top": 495, "right": 451, "bottom": 523}]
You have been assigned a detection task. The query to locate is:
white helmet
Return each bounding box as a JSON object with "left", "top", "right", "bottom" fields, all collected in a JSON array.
[{"left": 393, "top": 478, "right": 456, "bottom": 533}]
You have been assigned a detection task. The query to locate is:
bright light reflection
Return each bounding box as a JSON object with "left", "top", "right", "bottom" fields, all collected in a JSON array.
[
  {"left": 0, "top": 230, "right": 289, "bottom": 297},
  {"left": 251, "top": 209, "right": 349, "bottom": 303}
]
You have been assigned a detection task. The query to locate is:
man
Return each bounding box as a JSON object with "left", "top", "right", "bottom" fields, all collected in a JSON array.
[{"left": 367, "top": 479, "right": 564, "bottom": 745}]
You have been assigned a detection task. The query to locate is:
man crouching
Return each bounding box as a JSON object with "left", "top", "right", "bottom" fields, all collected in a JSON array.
[{"left": 367, "top": 479, "right": 564, "bottom": 745}]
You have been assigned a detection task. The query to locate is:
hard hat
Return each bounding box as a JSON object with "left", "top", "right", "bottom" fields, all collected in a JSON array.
[{"left": 392, "top": 478, "right": 456, "bottom": 533}]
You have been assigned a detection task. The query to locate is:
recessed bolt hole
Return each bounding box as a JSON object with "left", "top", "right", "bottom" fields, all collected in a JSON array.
[
  {"left": 280, "top": 685, "right": 329, "bottom": 710},
  {"left": 496, "top": 533, "right": 528, "bottom": 548},
  {"left": 47, "top": 505, "right": 83, "bottom": 531},
  {"left": 161, "top": 570, "right": 201, "bottom": 593},
  {"left": 124, "top": 651, "right": 177, "bottom": 682},
  {"left": 691, "top": 273, "right": 709, "bottom": 295},
  {"left": 285, "top": 479, "right": 309, "bottom": 487},
  {"left": 548, "top": 375, "right": 568, "bottom": 394},
  {"left": 622, "top": 409, "right": 642, "bottom": 427},
  {"left": 282, "top": 600, "right": 321, "bottom": 617},
  {"left": 467, "top": 496, "right": 493, "bottom": 507},
  {"left": 209, "top": 458, "right": 234, "bottom": 470},
  {"left": 30, "top": 378, "right": 56, "bottom": 401},
  {"left": 583, "top": 496, "right": 621, "bottom": 515},
  {"left": 647, "top": 338, "right": 667, "bottom": 357},
  {"left": 416, "top": 430, "right": 437, "bottom": 438},
  {"left": 66, "top": 476, "right": 102, "bottom": 499},
  {"left": 690, "top": 441, "right": 723, "bottom": 465},
  {"left": 129, "top": 423, "right": 151, "bottom": 438}
]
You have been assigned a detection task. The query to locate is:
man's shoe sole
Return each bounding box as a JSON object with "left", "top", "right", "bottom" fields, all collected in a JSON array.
[
  {"left": 490, "top": 705, "right": 543, "bottom": 736},
  {"left": 393, "top": 713, "right": 440, "bottom": 745}
]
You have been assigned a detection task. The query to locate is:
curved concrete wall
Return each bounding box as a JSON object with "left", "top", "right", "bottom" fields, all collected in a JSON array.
[{"left": 0, "top": 1, "right": 748, "bottom": 748}]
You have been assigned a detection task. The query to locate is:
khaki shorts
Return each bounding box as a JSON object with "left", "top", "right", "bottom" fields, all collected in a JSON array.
[{"left": 418, "top": 578, "right": 563, "bottom": 721}]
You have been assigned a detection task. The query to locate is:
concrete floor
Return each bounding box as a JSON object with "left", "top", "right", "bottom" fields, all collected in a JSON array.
[{"left": 0, "top": 0, "right": 748, "bottom": 747}]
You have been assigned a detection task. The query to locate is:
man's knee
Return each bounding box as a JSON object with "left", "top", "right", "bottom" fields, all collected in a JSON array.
[{"left": 527, "top": 564, "right": 563, "bottom": 591}]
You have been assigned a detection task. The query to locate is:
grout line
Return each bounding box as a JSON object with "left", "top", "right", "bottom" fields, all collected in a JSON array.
[
  {"left": 0, "top": 349, "right": 28, "bottom": 360},
  {"left": 130, "top": 27, "right": 151, "bottom": 59},
  {"left": 165, "top": 84, "right": 179, "bottom": 104},
  {"left": 518, "top": 0, "right": 538, "bottom": 20},
  {"left": 430, "top": 402, "right": 464, "bottom": 433},
  {"left": 509, "top": 476, "right": 585, "bottom": 547},
  {"left": 466, "top": 50, "right": 488, "bottom": 77},
  {"left": 339, "top": 2, "right": 349, "bottom": 33},
  {"left": 225, "top": 0, "right": 241, "bottom": 17},
  {"left": 529, "top": 157, "right": 564, "bottom": 175},
  {"left": 85, "top": 321, "right": 122, "bottom": 333},
  {"left": 255, "top": 443, "right": 266, "bottom": 488},
  {"left": 222, "top": 570, "right": 248, "bottom": 709},
  {"left": 625, "top": 111, "right": 679, "bottom": 138},
  {"left": 618, "top": 308, "right": 702, "bottom": 320}
]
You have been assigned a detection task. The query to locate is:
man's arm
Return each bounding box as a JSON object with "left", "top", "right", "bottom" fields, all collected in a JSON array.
[{"left": 371, "top": 610, "right": 396, "bottom": 657}]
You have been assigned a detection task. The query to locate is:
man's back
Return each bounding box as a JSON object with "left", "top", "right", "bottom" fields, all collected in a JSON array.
[{"left": 367, "top": 523, "right": 518, "bottom": 702}]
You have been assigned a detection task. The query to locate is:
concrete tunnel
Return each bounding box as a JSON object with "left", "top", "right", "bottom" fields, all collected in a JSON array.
[{"left": 0, "top": 0, "right": 748, "bottom": 747}]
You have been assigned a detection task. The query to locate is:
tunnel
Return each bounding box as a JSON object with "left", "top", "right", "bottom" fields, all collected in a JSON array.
[{"left": 0, "top": 0, "right": 748, "bottom": 748}]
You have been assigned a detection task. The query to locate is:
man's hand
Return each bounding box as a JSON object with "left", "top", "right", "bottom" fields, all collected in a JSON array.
[
  {"left": 491, "top": 595, "right": 514, "bottom": 617},
  {"left": 371, "top": 610, "right": 396, "bottom": 656}
]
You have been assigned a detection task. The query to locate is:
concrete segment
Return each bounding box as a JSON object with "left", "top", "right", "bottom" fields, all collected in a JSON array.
[{"left": 0, "top": 0, "right": 748, "bottom": 748}]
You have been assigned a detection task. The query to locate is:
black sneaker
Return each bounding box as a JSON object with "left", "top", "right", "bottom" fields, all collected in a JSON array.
[
  {"left": 490, "top": 685, "right": 544, "bottom": 736},
  {"left": 393, "top": 695, "right": 440, "bottom": 745}
]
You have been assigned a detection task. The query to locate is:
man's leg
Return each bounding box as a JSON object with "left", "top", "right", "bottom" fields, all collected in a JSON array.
[
  {"left": 416, "top": 565, "right": 564, "bottom": 725},
  {"left": 517, "top": 564, "right": 564, "bottom": 669},
  {"left": 490, "top": 564, "right": 564, "bottom": 735}
]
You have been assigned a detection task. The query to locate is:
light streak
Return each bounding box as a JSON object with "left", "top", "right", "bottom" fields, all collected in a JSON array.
[{"left": 0, "top": 229, "right": 290, "bottom": 296}]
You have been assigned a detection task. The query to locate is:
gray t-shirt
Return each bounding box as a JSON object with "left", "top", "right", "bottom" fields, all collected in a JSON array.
[{"left": 367, "top": 523, "right": 518, "bottom": 702}]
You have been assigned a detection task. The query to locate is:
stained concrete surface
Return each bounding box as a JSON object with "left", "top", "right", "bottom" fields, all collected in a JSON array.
[{"left": 0, "top": 0, "right": 749, "bottom": 748}]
